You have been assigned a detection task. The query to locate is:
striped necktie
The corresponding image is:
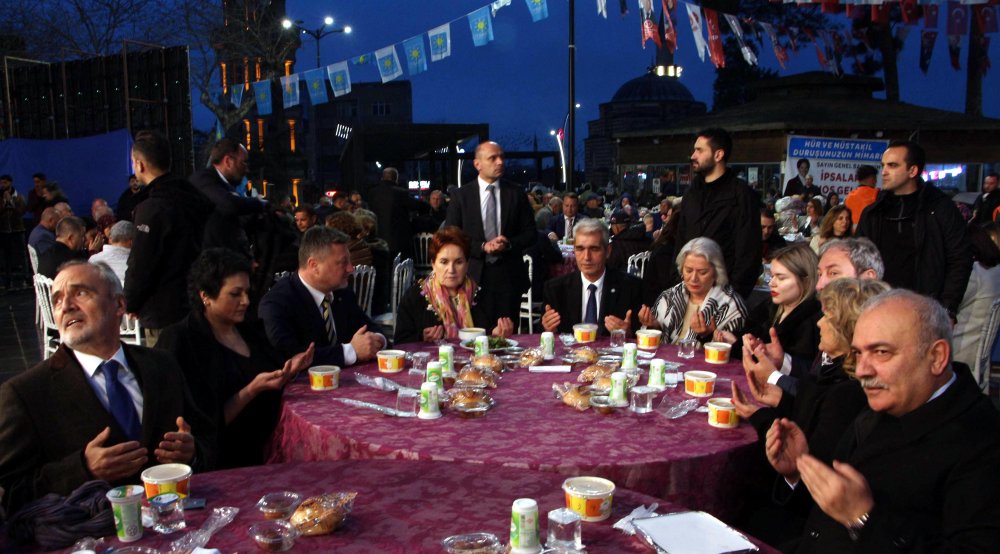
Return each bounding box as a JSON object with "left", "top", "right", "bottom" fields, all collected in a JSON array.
[{"left": 321, "top": 295, "right": 336, "bottom": 343}]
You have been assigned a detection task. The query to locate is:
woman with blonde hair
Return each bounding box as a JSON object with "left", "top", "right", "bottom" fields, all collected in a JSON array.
[{"left": 750, "top": 243, "right": 822, "bottom": 361}]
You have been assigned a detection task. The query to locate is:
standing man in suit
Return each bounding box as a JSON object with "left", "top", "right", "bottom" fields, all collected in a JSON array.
[
  {"left": 547, "top": 192, "right": 586, "bottom": 241},
  {"left": 0, "top": 261, "right": 215, "bottom": 514},
  {"left": 445, "top": 141, "right": 536, "bottom": 324},
  {"left": 190, "top": 138, "right": 264, "bottom": 259},
  {"left": 971, "top": 172, "right": 999, "bottom": 224},
  {"left": 541, "top": 219, "right": 642, "bottom": 335},
  {"left": 260, "top": 226, "right": 386, "bottom": 367},
  {"left": 367, "top": 167, "right": 421, "bottom": 259}
]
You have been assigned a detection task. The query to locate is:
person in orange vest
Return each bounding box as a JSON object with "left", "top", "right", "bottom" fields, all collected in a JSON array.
[{"left": 844, "top": 165, "right": 878, "bottom": 231}]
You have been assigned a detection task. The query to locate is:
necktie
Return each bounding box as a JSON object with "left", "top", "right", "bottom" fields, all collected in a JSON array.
[
  {"left": 484, "top": 184, "right": 498, "bottom": 262},
  {"left": 585, "top": 284, "right": 598, "bottom": 324},
  {"left": 321, "top": 295, "right": 337, "bottom": 344},
  {"left": 99, "top": 360, "right": 141, "bottom": 441},
  {"left": 566, "top": 217, "right": 574, "bottom": 239}
]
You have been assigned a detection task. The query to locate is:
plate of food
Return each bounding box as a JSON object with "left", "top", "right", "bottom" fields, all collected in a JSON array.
[{"left": 459, "top": 336, "right": 519, "bottom": 352}]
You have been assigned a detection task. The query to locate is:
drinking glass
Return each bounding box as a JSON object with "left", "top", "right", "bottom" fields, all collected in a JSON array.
[
  {"left": 395, "top": 389, "right": 419, "bottom": 417},
  {"left": 546, "top": 508, "right": 582, "bottom": 551},
  {"left": 609, "top": 329, "right": 626, "bottom": 350},
  {"left": 678, "top": 338, "right": 698, "bottom": 359}
]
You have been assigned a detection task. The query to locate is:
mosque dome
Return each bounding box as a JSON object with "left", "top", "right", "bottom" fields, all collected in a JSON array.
[{"left": 611, "top": 73, "right": 697, "bottom": 104}]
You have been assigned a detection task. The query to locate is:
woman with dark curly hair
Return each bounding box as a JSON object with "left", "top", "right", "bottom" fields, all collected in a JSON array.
[
  {"left": 394, "top": 226, "right": 514, "bottom": 344},
  {"left": 157, "top": 248, "right": 313, "bottom": 468}
]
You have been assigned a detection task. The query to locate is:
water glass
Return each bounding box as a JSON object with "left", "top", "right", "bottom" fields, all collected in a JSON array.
[
  {"left": 395, "top": 388, "right": 419, "bottom": 417},
  {"left": 629, "top": 386, "right": 656, "bottom": 414},
  {"left": 546, "top": 508, "right": 582, "bottom": 551},
  {"left": 665, "top": 367, "right": 680, "bottom": 388},
  {"left": 678, "top": 338, "right": 698, "bottom": 359},
  {"left": 411, "top": 351, "right": 430, "bottom": 371},
  {"left": 406, "top": 368, "right": 425, "bottom": 389},
  {"left": 609, "top": 329, "right": 626, "bottom": 350}
]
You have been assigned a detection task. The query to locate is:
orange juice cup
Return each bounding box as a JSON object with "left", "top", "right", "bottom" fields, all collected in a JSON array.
[
  {"left": 708, "top": 398, "right": 739, "bottom": 428},
  {"left": 308, "top": 365, "right": 340, "bottom": 390},
  {"left": 703, "top": 342, "right": 732, "bottom": 364},
  {"left": 635, "top": 329, "right": 662, "bottom": 350},
  {"left": 562, "top": 476, "right": 615, "bottom": 522},
  {"left": 683, "top": 370, "right": 717, "bottom": 397},
  {"left": 141, "top": 463, "right": 192, "bottom": 499},
  {"left": 376, "top": 350, "right": 406, "bottom": 373},
  {"left": 573, "top": 324, "right": 598, "bottom": 343}
]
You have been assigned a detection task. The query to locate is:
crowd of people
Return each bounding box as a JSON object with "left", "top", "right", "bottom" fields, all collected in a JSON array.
[{"left": 1, "top": 127, "right": 999, "bottom": 552}]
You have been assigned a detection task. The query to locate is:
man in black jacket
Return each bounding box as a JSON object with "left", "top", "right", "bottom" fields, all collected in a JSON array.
[
  {"left": 367, "top": 167, "right": 421, "bottom": 259},
  {"left": 767, "top": 290, "right": 1000, "bottom": 553},
  {"left": 856, "top": 140, "right": 972, "bottom": 319},
  {"left": 124, "top": 130, "right": 213, "bottom": 343},
  {"left": 114, "top": 175, "right": 148, "bottom": 222},
  {"left": 673, "top": 128, "right": 761, "bottom": 298},
  {"left": 190, "top": 138, "right": 264, "bottom": 259}
]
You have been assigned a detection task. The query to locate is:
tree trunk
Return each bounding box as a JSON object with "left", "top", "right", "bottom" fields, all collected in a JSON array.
[{"left": 965, "top": 11, "right": 983, "bottom": 116}]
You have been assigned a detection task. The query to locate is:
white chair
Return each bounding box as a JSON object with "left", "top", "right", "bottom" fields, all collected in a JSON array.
[
  {"left": 627, "top": 251, "right": 651, "bottom": 278},
  {"left": 120, "top": 313, "right": 143, "bottom": 346},
  {"left": 413, "top": 233, "right": 433, "bottom": 278},
  {"left": 975, "top": 298, "right": 1000, "bottom": 394},
  {"left": 27, "top": 244, "right": 39, "bottom": 274},
  {"left": 373, "top": 258, "right": 414, "bottom": 338},
  {"left": 518, "top": 254, "right": 539, "bottom": 334},
  {"left": 349, "top": 264, "right": 377, "bottom": 316},
  {"left": 33, "top": 274, "right": 60, "bottom": 358}
]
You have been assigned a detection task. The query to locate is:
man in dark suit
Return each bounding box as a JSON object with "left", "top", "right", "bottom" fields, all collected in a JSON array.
[
  {"left": 541, "top": 219, "right": 642, "bottom": 336},
  {"left": 971, "top": 171, "right": 999, "bottom": 224},
  {"left": 367, "top": 167, "right": 421, "bottom": 259},
  {"left": 36, "top": 215, "right": 88, "bottom": 278},
  {"left": 546, "top": 192, "right": 587, "bottom": 242},
  {"left": 0, "top": 262, "right": 215, "bottom": 514},
  {"left": 189, "top": 138, "right": 265, "bottom": 259},
  {"left": 260, "top": 226, "right": 386, "bottom": 367},
  {"left": 766, "top": 290, "right": 1000, "bottom": 552},
  {"left": 445, "top": 141, "right": 536, "bottom": 324}
]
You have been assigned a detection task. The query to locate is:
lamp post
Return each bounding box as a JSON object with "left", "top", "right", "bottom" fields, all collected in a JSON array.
[
  {"left": 549, "top": 129, "right": 566, "bottom": 186},
  {"left": 282, "top": 16, "right": 352, "bottom": 69}
]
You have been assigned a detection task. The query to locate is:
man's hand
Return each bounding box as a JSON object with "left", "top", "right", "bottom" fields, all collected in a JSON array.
[
  {"left": 798, "top": 455, "right": 874, "bottom": 527},
  {"left": 605, "top": 309, "right": 632, "bottom": 334},
  {"left": 730, "top": 382, "right": 760, "bottom": 419},
  {"left": 492, "top": 317, "right": 514, "bottom": 338},
  {"left": 155, "top": 417, "right": 195, "bottom": 464},
  {"left": 422, "top": 325, "right": 445, "bottom": 342},
  {"left": 765, "top": 418, "right": 808, "bottom": 480},
  {"left": 547, "top": 231, "right": 559, "bottom": 242},
  {"left": 350, "top": 325, "right": 382, "bottom": 361},
  {"left": 541, "top": 304, "right": 561, "bottom": 333},
  {"left": 743, "top": 345, "right": 783, "bottom": 407},
  {"left": 637, "top": 305, "right": 657, "bottom": 329},
  {"left": 84, "top": 426, "right": 147, "bottom": 481},
  {"left": 713, "top": 329, "right": 737, "bottom": 345},
  {"left": 484, "top": 236, "right": 509, "bottom": 254}
]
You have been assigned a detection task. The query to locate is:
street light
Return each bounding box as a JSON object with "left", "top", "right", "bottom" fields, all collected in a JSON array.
[
  {"left": 550, "top": 129, "right": 566, "bottom": 186},
  {"left": 282, "top": 16, "right": 352, "bottom": 69}
]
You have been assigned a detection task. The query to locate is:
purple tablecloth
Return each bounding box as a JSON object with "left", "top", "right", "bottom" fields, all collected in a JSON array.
[
  {"left": 1, "top": 460, "right": 778, "bottom": 553},
  {"left": 270, "top": 337, "right": 763, "bottom": 517},
  {"left": 550, "top": 248, "right": 577, "bottom": 277}
]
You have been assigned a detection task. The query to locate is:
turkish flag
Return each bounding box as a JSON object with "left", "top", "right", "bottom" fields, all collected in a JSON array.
[
  {"left": 703, "top": 8, "right": 725, "bottom": 68},
  {"left": 947, "top": 2, "right": 969, "bottom": 36},
  {"left": 660, "top": 0, "right": 677, "bottom": 53},
  {"left": 976, "top": 6, "right": 998, "bottom": 35},
  {"left": 920, "top": 30, "right": 938, "bottom": 74},
  {"left": 900, "top": 0, "right": 920, "bottom": 25},
  {"left": 925, "top": 4, "right": 939, "bottom": 29}
]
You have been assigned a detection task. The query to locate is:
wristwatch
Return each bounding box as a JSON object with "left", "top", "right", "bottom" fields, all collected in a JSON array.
[{"left": 846, "top": 511, "right": 870, "bottom": 541}]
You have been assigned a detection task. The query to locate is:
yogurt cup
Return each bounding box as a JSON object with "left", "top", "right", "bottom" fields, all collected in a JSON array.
[
  {"left": 683, "top": 370, "right": 717, "bottom": 398},
  {"left": 141, "top": 463, "right": 192, "bottom": 499},
  {"left": 573, "top": 323, "right": 598, "bottom": 343},
  {"left": 458, "top": 327, "right": 486, "bottom": 343},
  {"left": 376, "top": 349, "right": 406, "bottom": 373},
  {"left": 106, "top": 484, "right": 144, "bottom": 542},
  {"left": 708, "top": 398, "right": 739, "bottom": 428},
  {"left": 308, "top": 365, "right": 340, "bottom": 390},
  {"left": 635, "top": 329, "right": 662, "bottom": 350},
  {"left": 704, "top": 342, "right": 732, "bottom": 364},
  {"left": 562, "top": 476, "right": 615, "bottom": 522}
]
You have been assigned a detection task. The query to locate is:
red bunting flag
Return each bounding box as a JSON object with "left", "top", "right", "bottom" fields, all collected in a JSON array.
[
  {"left": 640, "top": 1, "right": 661, "bottom": 49},
  {"left": 703, "top": 7, "right": 725, "bottom": 68},
  {"left": 872, "top": 5, "right": 890, "bottom": 25},
  {"left": 821, "top": 1, "right": 838, "bottom": 15},
  {"left": 947, "top": 2, "right": 969, "bottom": 36},
  {"left": 919, "top": 29, "right": 938, "bottom": 74},
  {"left": 976, "top": 6, "right": 998, "bottom": 35},
  {"left": 948, "top": 34, "right": 962, "bottom": 69},
  {"left": 660, "top": 0, "right": 677, "bottom": 53},
  {"left": 900, "top": 0, "right": 919, "bottom": 25},
  {"left": 925, "top": 4, "right": 939, "bottom": 29},
  {"left": 761, "top": 22, "right": 788, "bottom": 69}
]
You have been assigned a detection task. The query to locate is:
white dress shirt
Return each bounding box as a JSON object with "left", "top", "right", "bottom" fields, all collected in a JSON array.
[
  {"left": 300, "top": 277, "right": 386, "bottom": 365},
  {"left": 75, "top": 345, "right": 144, "bottom": 423}
]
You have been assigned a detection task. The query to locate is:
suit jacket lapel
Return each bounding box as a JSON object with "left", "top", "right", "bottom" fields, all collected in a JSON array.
[
  {"left": 567, "top": 274, "right": 584, "bottom": 324},
  {"left": 49, "top": 345, "right": 121, "bottom": 442},
  {"left": 292, "top": 274, "right": 328, "bottom": 344},
  {"left": 498, "top": 181, "right": 514, "bottom": 235},
  {"left": 123, "top": 344, "right": 156, "bottom": 445},
  {"left": 600, "top": 271, "right": 619, "bottom": 320}
]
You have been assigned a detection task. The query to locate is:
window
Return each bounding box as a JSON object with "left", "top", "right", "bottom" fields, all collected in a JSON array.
[{"left": 371, "top": 101, "right": 391, "bottom": 116}]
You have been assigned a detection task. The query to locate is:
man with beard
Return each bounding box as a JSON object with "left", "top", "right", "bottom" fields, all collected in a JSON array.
[
  {"left": 673, "top": 128, "right": 761, "bottom": 298},
  {"left": 190, "top": 138, "right": 264, "bottom": 258},
  {"left": 115, "top": 174, "right": 148, "bottom": 222}
]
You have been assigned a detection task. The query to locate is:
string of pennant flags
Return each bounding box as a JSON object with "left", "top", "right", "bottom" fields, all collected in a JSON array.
[{"left": 214, "top": 0, "right": 998, "bottom": 129}]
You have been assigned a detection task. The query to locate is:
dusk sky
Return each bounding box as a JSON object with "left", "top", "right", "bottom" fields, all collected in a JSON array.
[{"left": 194, "top": 1, "right": 1000, "bottom": 166}]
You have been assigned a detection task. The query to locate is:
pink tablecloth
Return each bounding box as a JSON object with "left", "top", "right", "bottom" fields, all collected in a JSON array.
[
  {"left": 2, "top": 460, "right": 777, "bottom": 553},
  {"left": 550, "top": 247, "right": 577, "bottom": 277},
  {"left": 270, "top": 336, "right": 764, "bottom": 518}
]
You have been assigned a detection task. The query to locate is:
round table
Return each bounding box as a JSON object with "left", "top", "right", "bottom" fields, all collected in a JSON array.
[
  {"left": 270, "top": 336, "right": 763, "bottom": 518},
  {"left": 3, "top": 460, "right": 779, "bottom": 553}
]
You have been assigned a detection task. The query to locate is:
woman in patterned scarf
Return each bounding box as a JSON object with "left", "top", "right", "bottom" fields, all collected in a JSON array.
[
  {"left": 639, "top": 237, "right": 750, "bottom": 345},
  {"left": 394, "top": 226, "right": 514, "bottom": 344}
]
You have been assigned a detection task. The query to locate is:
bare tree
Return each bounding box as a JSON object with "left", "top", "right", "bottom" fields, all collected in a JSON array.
[{"left": 176, "top": 0, "right": 298, "bottom": 133}]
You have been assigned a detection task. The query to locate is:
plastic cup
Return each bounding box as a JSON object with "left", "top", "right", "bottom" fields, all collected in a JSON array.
[
  {"left": 106, "top": 485, "right": 144, "bottom": 542},
  {"left": 629, "top": 386, "right": 656, "bottom": 414},
  {"left": 141, "top": 463, "right": 192, "bottom": 499},
  {"left": 635, "top": 329, "right": 662, "bottom": 350},
  {"left": 573, "top": 323, "right": 598, "bottom": 343},
  {"left": 677, "top": 338, "right": 698, "bottom": 359},
  {"left": 683, "top": 370, "right": 717, "bottom": 397},
  {"left": 609, "top": 328, "right": 626, "bottom": 349},
  {"left": 704, "top": 342, "right": 732, "bottom": 364},
  {"left": 458, "top": 327, "right": 486, "bottom": 343},
  {"left": 396, "top": 388, "right": 419, "bottom": 417},
  {"left": 708, "top": 397, "right": 739, "bottom": 428},
  {"left": 562, "top": 476, "right": 615, "bottom": 522},
  {"left": 308, "top": 365, "right": 340, "bottom": 390},
  {"left": 376, "top": 349, "right": 406, "bottom": 373}
]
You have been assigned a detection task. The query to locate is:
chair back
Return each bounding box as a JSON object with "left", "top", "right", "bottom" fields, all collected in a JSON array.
[
  {"left": 33, "top": 274, "right": 59, "bottom": 358},
  {"left": 120, "top": 313, "right": 143, "bottom": 346},
  {"left": 27, "top": 244, "right": 39, "bottom": 274},
  {"left": 349, "top": 264, "right": 377, "bottom": 316},
  {"left": 518, "top": 254, "right": 535, "bottom": 333},
  {"left": 392, "top": 258, "right": 415, "bottom": 317},
  {"left": 627, "top": 251, "right": 651, "bottom": 278},
  {"left": 975, "top": 298, "right": 1000, "bottom": 394},
  {"left": 413, "top": 233, "right": 434, "bottom": 277}
]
